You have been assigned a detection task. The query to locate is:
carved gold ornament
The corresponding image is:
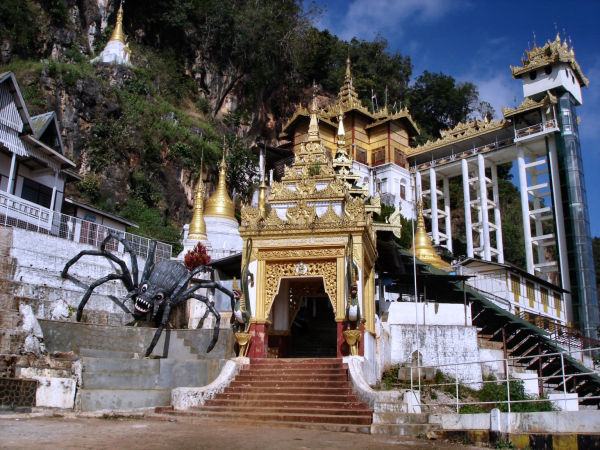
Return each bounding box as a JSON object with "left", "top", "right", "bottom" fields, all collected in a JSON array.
[{"left": 265, "top": 260, "right": 337, "bottom": 315}]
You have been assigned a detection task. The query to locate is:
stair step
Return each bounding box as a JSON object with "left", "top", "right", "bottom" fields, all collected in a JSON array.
[
  {"left": 234, "top": 374, "right": 348, "bottom": 382},
  {"left": 82, "top": 356, "right": 160, "bottom": 373},
  {"left": 221, "top": 386, "right": 353, "bottom": 395},
  {"left": 79, "top": 388, "right": 170, "bottom": 412},
  {"left": 239, "top": 367, "right": 347, "bottom": 375},
  {"left": 147, "top": 413, "right": 371, "bottom": 434},
  {"left": 205, "top": 399, "right": 368, "bottom": 409},
  {"left": 229, "top": 380, "right": 349, "bottom": 388},
  {"left": 79, "top": 348, "right": 139, "bottom": 359},
  {"left": 81, "top": 372, "right": 159, "bottom": 390},
  {"left": 214, "top": 392, "right": 359, "bottom": 402},
  {"left": 154, "top": 408, "right": 373, "bottom": 425},
  {"left": 191, "top": 405, "right": 372, "bottom": 416},
  {"left": 373, "top": 412, "right": 430, "bottom": 424},
  {"left": 371, "top": 423, "right": 441, "bottom": 437}
]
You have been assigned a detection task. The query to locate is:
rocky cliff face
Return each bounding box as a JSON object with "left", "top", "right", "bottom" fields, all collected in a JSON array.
[{"left": 3, "top": 0, "right": 292, "bottom": 234}]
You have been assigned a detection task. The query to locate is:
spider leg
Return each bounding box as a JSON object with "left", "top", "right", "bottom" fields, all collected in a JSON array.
[
  {"left": 103, "top": 233, "right": 139, "bottom": 287},
  {"left": 189, "top": 294, "right": 221, "bottom": 353},
  {"left": 62, "top": 248, "right": 135, "bottom": 292},
  {"left": 76, "top": 273, "right": 127, "bottom": 321},
  {"left": 171, "top": 266, "right": 215, "bottom": 300},
  {"left": 145, "top": 303, "right": 172, "bottom": 357},
  {"left": 180, "top": 281, "right": 235, "bottom": 313},
  {"left": 140, "top": 239, "right": 157, "bottom": 286}
]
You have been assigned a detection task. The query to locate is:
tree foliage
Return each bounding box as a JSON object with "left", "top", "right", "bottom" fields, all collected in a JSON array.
[{"left": 405, "top": 71, "right": 478, "bottom": 143}]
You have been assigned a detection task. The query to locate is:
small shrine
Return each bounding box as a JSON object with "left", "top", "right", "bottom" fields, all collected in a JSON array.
[
  {"left": 92, "top": 2, "right": 131, "bottom": 66},
  {"left": 237, "top": 94, "right": 377, "bottom": 358}
]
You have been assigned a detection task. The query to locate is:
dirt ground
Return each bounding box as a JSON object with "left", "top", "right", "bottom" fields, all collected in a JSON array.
[{"left": 0, "top": 415, "right": 485, "bottom": 449}]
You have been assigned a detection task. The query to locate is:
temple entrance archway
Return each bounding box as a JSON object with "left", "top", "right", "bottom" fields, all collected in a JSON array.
[{"left": 267, "top": 276, "right": 337, "bottom": 358}]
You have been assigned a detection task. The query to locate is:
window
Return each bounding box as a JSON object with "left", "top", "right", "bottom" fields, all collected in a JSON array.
[
  {"left": 21, "top": 178, "right": 52, "bottom": 208},
  {"left": 529, "top": 71, "right": 537, "bottom": 80},
  {"left": 373, "top": 147, "right": 385, "bottom": 165},
  {"left": 554, "top": 293, "right": 562, "bottom": 317},
  {"left": 526, "top": 282, "right": 535, "bottom": 308},
  {"left": 356, "top": 147, "right": 367, "bottom": 164},
  {"left": 400, "top": 184, "right": 406, "bottom": 200},
  {"left": 394, "top": 148, "right": 406, "bottom": 166},
  {"left": 510, "top": 275, "right": 520, "bottom": 303},
  {"left": 540, "top": 288, "right": 548, "bottom": 313}
]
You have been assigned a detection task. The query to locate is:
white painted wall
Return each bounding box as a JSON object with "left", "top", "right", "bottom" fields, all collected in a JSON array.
[
  {"left": 388, "top": 302, "right": 471, "bottom": 326},
  {"left": 390, "top": 323, "right": 483, "bottom": 387}
]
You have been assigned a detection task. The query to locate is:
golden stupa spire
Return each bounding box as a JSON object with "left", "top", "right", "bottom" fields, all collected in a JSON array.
[
  {"left": 307, "top": 83, "right": 320, "bottom": 142},
  {"left": 337, "top": 55, "right": 359, "bottom": 107},
  {"left": 411, "top": 201, "right": 450, "bottom": 269},
  {"left": 188, "top": 155, "right": 207, "bottom": 240},
  {"left": 109, "top": 2, "right": 125, "bottom": 44},
  {"left": 204, "top": 147, "right": 236, "bottom": 221}
]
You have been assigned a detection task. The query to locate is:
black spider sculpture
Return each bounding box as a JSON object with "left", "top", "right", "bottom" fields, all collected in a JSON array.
[{"left": 61, "top": 233, "right": 235, "bottom": 357}]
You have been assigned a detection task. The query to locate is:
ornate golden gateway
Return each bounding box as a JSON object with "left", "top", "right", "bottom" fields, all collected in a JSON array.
[{"left": 264, "top": 259, "right": 338, "bottom": 315}]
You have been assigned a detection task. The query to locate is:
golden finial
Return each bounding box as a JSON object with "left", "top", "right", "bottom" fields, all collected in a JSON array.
[
  {"left": 188, "top": 152, "right": 207, "bottom": 239},
  {"left": 345, "top": 54, "right": 351, "bottom": 81},
  {"left": 204, "top": 146, "right": 236, "bottom": 221},
  {"left": 109, "top": 2, "right": 125, "bottom": 44},
  {"left": 410, "top": 201, "right": 450, "bottom": 269}
]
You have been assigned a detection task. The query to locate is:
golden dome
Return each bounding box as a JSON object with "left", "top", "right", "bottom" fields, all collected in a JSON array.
[
  {"left": 187, "top": 173, "right": 207, "bottom": 240},
  {"left": 109, "top": 3, "right": 125, "bottom": 44},
  {"left": 204, "top": 153, "right": 236, "bottom": 221},
  {"left": 410, "top": 201, "right": 450, "bottom": 269}
]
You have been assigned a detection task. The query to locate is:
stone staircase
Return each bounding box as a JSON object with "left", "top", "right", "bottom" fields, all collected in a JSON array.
[
  {"left": 371, "top": 402, "right": 441, "bottom": 437},
  {"left": 152, "top": 358, "right": 374, "bottom": 433}
]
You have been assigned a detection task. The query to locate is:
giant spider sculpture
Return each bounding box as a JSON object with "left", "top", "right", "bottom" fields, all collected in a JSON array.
[{"left": 61, "top": 233, "right": 234, "bottom": 357}]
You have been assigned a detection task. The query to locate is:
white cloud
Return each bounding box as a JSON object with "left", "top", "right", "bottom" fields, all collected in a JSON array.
[
  {"left": 458, "top": 73, "right": 522, "bottom": 120},
  {"left": 316, "top": 0, "right": 467, "bottom": 41}
]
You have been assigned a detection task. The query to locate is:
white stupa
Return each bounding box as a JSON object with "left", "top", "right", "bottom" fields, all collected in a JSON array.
[{"left": 92, "top": 2, "right": 131, "bottom": 65}]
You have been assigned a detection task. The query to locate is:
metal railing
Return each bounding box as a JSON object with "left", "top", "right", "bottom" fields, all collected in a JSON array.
[
  {"left": 515, "top": 119, "right": 558, "bottom": 140},
  {"left": 0, "top": 191, "right": 172, "bottom": 261},
  {"left": 412, "top": 136, "right": 514, "bottom": 173},
  {"left": 406, "top": 346, "right": 600, "bottom": 414}
]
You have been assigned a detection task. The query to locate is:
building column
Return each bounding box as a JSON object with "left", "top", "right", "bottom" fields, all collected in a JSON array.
[
  {"left": 443, "top": 176, "right": 452, "bottom": 253},
  {"left": 491, "top": 164, "right": 504, "bottom": 263},
  {"left": 50, "top": 170, "right": 59, "bottom": 211},
  {"left": 6, "top": 153, "right": 17, "bottom": 195},
  {"left": 477, "top": 154, "right": 491, "bottom": 260},
  {"left": 517, "top": 147, "right": 534, "bottom": 274},
  {"left": 461, "top": 158, "right": 474, "bottom": 257},
  {"left": 429, "top": 167, "right": 439, "bottom": 245},
  {"left": 415, "top": 171, "right": 422, "bottom": 201}
]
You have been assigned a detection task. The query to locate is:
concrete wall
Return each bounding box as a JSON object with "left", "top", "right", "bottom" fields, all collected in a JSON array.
[
  {"left": 390, "top": 323, "right": 483, "bottom": 387},
  {"left": 39, "top": 320, "right": 235, "bottom": 360},
  {"left": 388, "top": 302, "right": 472, "bottom": 326},
  {"left": 431, "top": 410, "right": 600, "bottom": 434}
]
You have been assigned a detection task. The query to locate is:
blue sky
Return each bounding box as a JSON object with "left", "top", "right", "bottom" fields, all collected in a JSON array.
[{"left": 311, "top": 0, "right": 600, "bottom": 236}]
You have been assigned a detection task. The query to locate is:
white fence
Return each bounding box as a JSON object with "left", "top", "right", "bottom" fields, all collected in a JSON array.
[{"left": 0, "top": 191, "right": 172, "bottom": 261}]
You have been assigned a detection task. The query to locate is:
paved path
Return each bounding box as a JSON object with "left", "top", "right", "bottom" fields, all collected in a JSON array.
[{"left": 0, "top": 416, "right": 484, "bottom": 449}]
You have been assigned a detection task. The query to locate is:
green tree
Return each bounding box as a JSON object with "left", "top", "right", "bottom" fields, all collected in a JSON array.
[
  {"left": 0, "top": 0, "right": 38, "bottom": 58},
  {"left": 223, "top": 135, "right": 258, "bottom": 204},
  {"left": 406, "top": 71, "right": 478, "bottom": 144}
]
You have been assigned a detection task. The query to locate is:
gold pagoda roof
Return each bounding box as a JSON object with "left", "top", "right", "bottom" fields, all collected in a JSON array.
[
  {"left": 407, "top": 117, "right": 508, "bottom": 156},
  {"left": 280, "top": 58, "right": 419, "bottom": 139},
  {"left": 204, "top": 153, "right": 236, "bottom": 221},
  {"left": 109, "top": 2, "right": 125, "bottom": 44},
  {"left": 501, "top": 92, "right": 557, "bottom": 119},
  {"left": 241, "top": 97, "right": 375, "bottom": 239},
  {"left": 410, "top": 202, "right": 450, "bottom": 269},
  {"left": 510, "top": 34, "right": 588, "bottom": 87}
]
